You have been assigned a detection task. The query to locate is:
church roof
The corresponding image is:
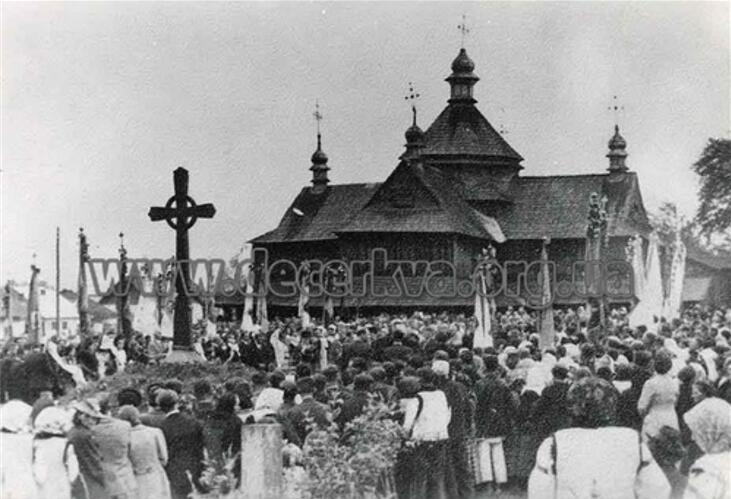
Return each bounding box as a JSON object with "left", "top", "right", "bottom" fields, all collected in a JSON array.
[
  {"left": 337, "top": 162, "right": 505, "bottom": 241},
  {"left": 421, "top": 103, "right": 523, "bottom": 161},
  {"left": 485, "top": 172, "right": 651, "bottom": 239},
  {"left": 249, "top": 183, "right": 380, "bottom": 244},
  {"left": 252, "top": 171, "right": 649, "bottom": 244}
]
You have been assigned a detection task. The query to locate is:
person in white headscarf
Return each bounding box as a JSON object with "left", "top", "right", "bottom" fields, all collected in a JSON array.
[
  {"left": 683, "top": 397, "right": 731, "bottom": 499},
  {"left": 32, "top": 406, "right": 78, "bottom": 499},
  {"left": 1, "top": 400, "right": 38, "bottom": 499}
]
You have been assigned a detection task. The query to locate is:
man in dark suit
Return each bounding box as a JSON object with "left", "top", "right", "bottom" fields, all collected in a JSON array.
[
  {"left": 335, "top": 374, "right": 373, "bottom": 427},
  {"left": 157, "top": 389, "right": 207, "bottom": 499},
  {"left": 285, "top": 377, "right": 331, "bottom": 443},
  {"left": 340, "top": 328, "right": 372, "bottom": 369}
]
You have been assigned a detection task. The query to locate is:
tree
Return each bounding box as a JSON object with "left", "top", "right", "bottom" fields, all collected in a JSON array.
[{"left": 693, "top": 138, "right": 731, "bottom": 241}]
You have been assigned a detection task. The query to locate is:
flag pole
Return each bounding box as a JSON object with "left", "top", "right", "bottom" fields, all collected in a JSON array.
[{"left": 56, "top": 227, "right": 61, "bottom": 337}]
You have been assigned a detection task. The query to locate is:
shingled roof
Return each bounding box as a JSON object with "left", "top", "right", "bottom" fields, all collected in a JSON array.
[
  {"left": 337, "top": 162, "right": 505, "bottom": 241},
  {"left": 481, "top": 172, "right": 652, "bottom": 239},
  {"left": 249, "top": 183, "right": 380, "bottom": 244},
  {"left": 421, "top": 103, "right": 523, "bottom": 162}
]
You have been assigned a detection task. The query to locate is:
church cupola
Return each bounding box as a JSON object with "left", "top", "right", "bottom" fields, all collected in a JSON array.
[
  {"left": 400, "top": 115, "right": 425, "bottom": 161},
  {"left": 400, "top": 83, "right": 425, "bottom": 161},
  {"left": 310, "top": 101, "right": 330, "bottom": 193},
  {"left": 606, "top": 125, "right": 628, "bottom": 172},
  {"left": 310, "top": 132, "right": 330, "bottom": 192},
  {"left": 446, "top": 48, "right": 479, "bottom": 104}
]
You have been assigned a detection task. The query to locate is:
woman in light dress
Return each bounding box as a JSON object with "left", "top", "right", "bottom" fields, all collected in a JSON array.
[
  {"left": 528, "top": 376, "right": 671, "bottom": 499},
  {"left": 117, "top": 405, "right": 172, "bottom": 499},
  {"left": 683, "top": 397, "right": 731, "bottom": 499},
  {"left": 32, "top": 406, "right": 78, "bottom": 499},
  {"left": 638, "top": 350, "right": 679, "bottom": 440}
]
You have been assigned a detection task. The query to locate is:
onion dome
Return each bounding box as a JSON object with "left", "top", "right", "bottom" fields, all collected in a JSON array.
[
  {"left": 310, "top": 133, "right": 330, "bottom": 190},
  {"left": 446, "top": 48, "right": 479, "bottom": 104},
  {"left": 451, "top": 48, "right": 476, "bottom": 74},
  {"left": 400, "top": 110, "right": 425, "bottom": 161},
  {"left": 405, "top": 123, "right": 425, "bottom": 144},
  {"left": 311, "top": 136, "right": 328, "bottom": 165},
  {"left": 606, "top": 125, "right": 628, "bottom": 172}
]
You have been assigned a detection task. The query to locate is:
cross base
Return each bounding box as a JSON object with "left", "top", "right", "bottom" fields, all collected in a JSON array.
[{"left": 163, "top": 347, "right": 205, "bottom": 364}]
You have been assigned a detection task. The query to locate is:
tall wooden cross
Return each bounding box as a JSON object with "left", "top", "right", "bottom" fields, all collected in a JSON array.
[{"left": 149, "top": 167, "right": 216, "bottom": 349}]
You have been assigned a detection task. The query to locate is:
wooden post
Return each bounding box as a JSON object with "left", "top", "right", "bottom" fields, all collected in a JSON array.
[{"left": 240, "top": 424, "right": 283, "bottom": 499}]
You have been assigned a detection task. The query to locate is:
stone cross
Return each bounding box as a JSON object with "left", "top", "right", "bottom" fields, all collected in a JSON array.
[{"left": 149, "top": 167, "right": 215, "bottom": 349}]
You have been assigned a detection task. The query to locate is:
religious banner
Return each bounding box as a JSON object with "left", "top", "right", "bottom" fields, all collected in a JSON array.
[
  {"left": 78, "top": 228, "right": 90, "bottom": 336},
  {"left": 629, "top": 233, "right": 663, "bottom": 329},
  {"left": 473, "top": 247, "right": 494, "bottom": 349},
  {"left": 662, "top": 232, "right": 686, "bottom": 320},
  {"left": 116, "top": 234, "right": 133, "bottom": 339},
  {"left": 538, "top": 240, "right": 555, "bottom": 350},
  {"left": 26, "top": 263, "right": 41, "bottom": 343},
  {"left": 298, "top": 261, "right": 311, "bottom": 329}
]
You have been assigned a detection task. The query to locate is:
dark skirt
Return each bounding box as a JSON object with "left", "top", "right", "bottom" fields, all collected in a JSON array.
[{"left": 395, "top": 440, "right": 452, "bottom": 499}]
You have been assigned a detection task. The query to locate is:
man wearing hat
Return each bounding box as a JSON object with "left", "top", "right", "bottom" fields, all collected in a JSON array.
[
  {"left": 67, "top": 400, "right": 108, "bottom": 499},
  {"left": 88, "top": 399, "right": 137, "bottom": 499}
]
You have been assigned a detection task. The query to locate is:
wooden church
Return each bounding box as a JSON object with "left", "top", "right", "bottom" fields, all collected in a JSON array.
[{"left": 250, "top": 48, "right": 653, "bottom": 314}]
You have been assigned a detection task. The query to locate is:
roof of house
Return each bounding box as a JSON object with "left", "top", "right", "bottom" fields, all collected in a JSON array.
[{"left": 685, "top": 245, "right": 731, "bottom": 270}]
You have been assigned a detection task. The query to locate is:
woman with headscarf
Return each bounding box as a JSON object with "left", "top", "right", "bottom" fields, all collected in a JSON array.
[
  {"left": 683, "top": 397, "right": 731, "bottom": 499},
  {"left": 117, "top": 405, "right": 171, "bottom": 499},
  {"left": 32, "top": 407, "right": 78, "bottom": 499},
  {"left": 528, "top": 377, "right": 670, "bottom": 499},
  {"left": 1, "top": 400, "right": 38, "bottom": 499}
]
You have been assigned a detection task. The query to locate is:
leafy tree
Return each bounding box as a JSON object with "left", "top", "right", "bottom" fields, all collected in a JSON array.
[{"left": 693, "top": 138, "right": 731, "bottom": 240}]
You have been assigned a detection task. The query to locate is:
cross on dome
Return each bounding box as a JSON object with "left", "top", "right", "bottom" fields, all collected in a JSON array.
[{"left": 458, "top": 14, "right": 470, "bottom": 48}]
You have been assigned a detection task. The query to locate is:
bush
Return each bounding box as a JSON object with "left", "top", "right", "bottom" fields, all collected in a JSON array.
[
  {"left": 301, "top": 399, "right": 404, "bottom": 499},
  {"left": 64, "top": 362, "right": 257, "bottom": 404}
]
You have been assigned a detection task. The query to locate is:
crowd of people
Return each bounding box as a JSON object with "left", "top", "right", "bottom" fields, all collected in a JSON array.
[{"left": 1, "top": 303, "right": 731, "bottom": 499}]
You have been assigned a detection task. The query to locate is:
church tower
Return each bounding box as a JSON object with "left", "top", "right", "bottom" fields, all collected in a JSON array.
[
  {"left": 606, "top": 125, "right": 629, "bottom": 172},
  {"left": 421, "top": 47, "right": 524, "bottom": 201},
  {"left": 310, "top": 102, "right": 330, "bottom": 194},
  {"left": 310, "top": 132, "right": 330, "bottom": 193}
]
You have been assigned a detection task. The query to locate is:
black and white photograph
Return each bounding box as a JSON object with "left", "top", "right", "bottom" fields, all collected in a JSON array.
[{"left": 1, "top": 2, "right": 730, "bottom": 498}]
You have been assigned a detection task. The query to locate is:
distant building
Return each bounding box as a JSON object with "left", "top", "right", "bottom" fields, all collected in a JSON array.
[
  {"left": 250, "top": 47, "right": 653, "bottom": 314},
  {"left": 682, "top": 246, "right": 731, "bottom": 308},
  {"left": 1, "top": 282, "right": 115, "bottom": 341}
]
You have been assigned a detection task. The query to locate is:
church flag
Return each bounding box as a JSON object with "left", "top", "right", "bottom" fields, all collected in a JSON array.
[
  {"left": 662, "top": 233, "right": 686, "bottom": 320},
  {"left": 26, "top": 264, "right": 41, "bottom": 343},
  {"left": 473, "top": 257, "right": 493, "bottom": 349},
  {"left": 538, "top": 241, "right": 555, "bottom": 350},
  {"left": 298, "top": 262, "right": 311, "bottom": 329},
  {"left": 630, "top": 233, "right": 663, "bottom": 329},
  {"left": 78, "top": 229, "right": 90, "bottom": 336},
  {"left": 628, "top": 235, "right": 645, "bottom": 301}
]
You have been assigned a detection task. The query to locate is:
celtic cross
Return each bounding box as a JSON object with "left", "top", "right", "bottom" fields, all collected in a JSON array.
[{"left": 149, "top": 167, "right": 216, "bottom": 349}]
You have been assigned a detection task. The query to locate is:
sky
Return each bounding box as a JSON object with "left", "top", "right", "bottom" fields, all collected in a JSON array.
[{"left": 2, "top": 1, "right": 729, "bottom": 291}]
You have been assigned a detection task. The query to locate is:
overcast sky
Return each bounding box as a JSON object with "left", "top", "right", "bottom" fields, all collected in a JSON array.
[{"left": 2, "top": 1, "right": 729, "bottom": 290}]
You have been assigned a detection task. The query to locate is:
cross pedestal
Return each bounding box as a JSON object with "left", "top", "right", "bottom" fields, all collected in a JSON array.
[{"left": 149, "top": 167, "right": 215, "bottom": 359}]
